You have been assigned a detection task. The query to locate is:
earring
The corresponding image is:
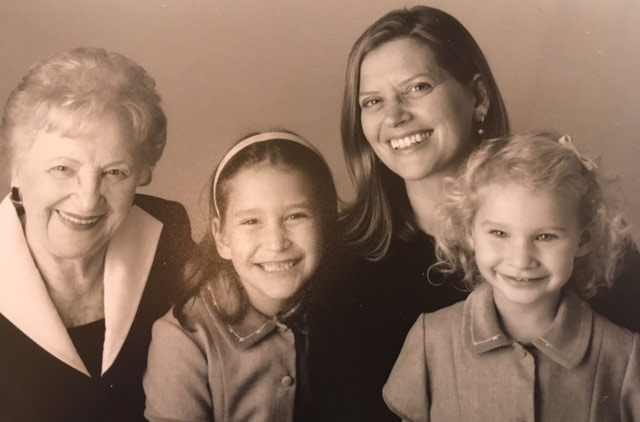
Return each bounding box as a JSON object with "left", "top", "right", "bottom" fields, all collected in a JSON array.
[
  {"left": 477, "top": 115, "right": 485, "bottom": 137},
  {"left": 10, "top": 186, "right": 23, "bottom": 207}
]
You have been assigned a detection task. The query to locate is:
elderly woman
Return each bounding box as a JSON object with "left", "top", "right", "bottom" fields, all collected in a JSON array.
[{"left": 0, "top": 47, "right": 193, "bottom": 421}]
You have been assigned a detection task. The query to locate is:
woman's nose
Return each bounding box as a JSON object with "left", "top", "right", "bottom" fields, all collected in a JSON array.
[
  {"left": 383, "top": 96, "right": 411, "bottom": 127},
  {"left": 73, "top": 174, "right": 104, "bottom": 211},
  {"left": 263, "top": 222, "right": 291, "bottom": 251}
]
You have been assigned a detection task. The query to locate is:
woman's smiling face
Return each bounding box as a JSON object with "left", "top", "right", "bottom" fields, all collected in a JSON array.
[
  {"left": 359, "top": 37, "right": 477, "bottom": 182},
  {"left": 13, "top": 113, "right": 148, "bottom": 262}
]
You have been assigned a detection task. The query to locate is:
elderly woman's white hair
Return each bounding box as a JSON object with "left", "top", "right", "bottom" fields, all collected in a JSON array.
[{"left": 1, "top": 47, "right": 167, "bottom": 184}]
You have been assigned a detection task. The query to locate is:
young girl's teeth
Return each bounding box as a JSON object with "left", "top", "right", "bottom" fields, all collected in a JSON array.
[
  {"left": 390, "top": 131, "right": 430, "bottom": 150},
  {"left": 260, "top": 260, "right": 296, "bottom": 272}
]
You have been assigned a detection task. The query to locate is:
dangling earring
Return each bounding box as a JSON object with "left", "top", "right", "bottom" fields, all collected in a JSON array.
[
  {"left": 10, "top": 186, "right": 23, "bottom": 207},
  {"left": 477, "top": 115, "right": 485, "bottom": 138}
]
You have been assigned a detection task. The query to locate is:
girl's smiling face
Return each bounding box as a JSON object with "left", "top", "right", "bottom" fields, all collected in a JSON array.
[
  {"left": 470, "top": 183, "right": 589, "bottom": 314},
  {"left": 213, "top": 164, "right": 324, "bottom": 316},
  {"left": 358, "top": 37, "right": 480, "bottom": 182}
]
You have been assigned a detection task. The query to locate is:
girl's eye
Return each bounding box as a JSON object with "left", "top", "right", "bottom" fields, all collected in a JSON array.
[
  {"left": 104, "top": 169, "right": 129, "bottom": 181},
  {"left": 489, "top": 230, "right": 507, "bottom": 238},
  {"left": 286, "top": 212, "right": 309, "bottom": 221},
  {"left": 407, "top": 82, "right": 433, "bottom": 95},
  {"left": 360, "top": 97, "right": 381, "bottom": 109},
  {"left": 536, "top": 233, "right": 557, "bottom": 241},
  {"left": 240, "top": 218, "right": 259, "bottom": 226}
]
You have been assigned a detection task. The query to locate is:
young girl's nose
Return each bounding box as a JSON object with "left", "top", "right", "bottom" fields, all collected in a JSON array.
[
  {"left": 383, "top": 96, "right": 411, "bottom": 128},
  {"left": 507, "top": 239, "right": 537, "bottom": 269},
  {"left": 263, "top": 222, "right": 291, "bottom": 251}
]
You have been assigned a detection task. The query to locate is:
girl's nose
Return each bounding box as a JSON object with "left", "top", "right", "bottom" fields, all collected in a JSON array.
[
  {"left": 507, "top": 239, "right": 537, "bottom": 269},
  {"left": 383, "top": 96, "right": 411, "bottom": 128},
  {"left": 263, "top": 222, "right": 291, "bottom": 251},
  {"left": 73, "top": 174, "right": 104, "bottom": 211}
]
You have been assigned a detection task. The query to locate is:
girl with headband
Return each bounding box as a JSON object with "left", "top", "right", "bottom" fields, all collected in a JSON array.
[{"left": 143, "top": 131, "right": 338, "bottom": 422}]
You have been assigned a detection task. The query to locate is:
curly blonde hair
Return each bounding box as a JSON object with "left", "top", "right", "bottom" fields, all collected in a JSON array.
[{"left": 434, "top": 132, "right": 629, "bottom": 298}]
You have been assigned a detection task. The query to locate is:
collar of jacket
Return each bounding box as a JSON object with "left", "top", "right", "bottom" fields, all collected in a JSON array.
[
  {"left": 200, "top": 281, "right": 307, "bottom": 349},
  {"left": 463, "top": 283, "right": 592, "bottom": 369},
  {"left": 0, "top": 194, "right": 162, "bottom": 377}
]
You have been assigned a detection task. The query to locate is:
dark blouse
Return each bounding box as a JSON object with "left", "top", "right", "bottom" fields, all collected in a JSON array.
[
  {"left": 68, "top": 318, "right": 106, "bottom": 379},
  {"left": 0, "top": 195, "right": 194, "bottom": 422}
]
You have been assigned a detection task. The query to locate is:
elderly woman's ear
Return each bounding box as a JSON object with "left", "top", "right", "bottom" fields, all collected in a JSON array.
[{"left": 139, "top": 166, "right": 153, "bottom": 186}]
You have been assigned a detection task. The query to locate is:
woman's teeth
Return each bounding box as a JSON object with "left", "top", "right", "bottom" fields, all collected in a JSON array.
[
  {"left": 259, "top": 260, "right": 298, "bottom": 272},
  {"left": 389, "top": 131, "right": 431, "bottom": 150},
  {"left": 57, "top": 211, "right": 100, "bottom": 225}
]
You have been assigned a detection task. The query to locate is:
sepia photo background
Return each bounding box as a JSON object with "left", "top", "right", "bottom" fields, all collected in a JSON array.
[{"left": 1, "top": 0, "right": 639, "bottom": 243}]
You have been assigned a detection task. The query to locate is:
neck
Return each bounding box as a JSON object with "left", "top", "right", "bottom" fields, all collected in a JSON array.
[
  {"left": 493, "top": 290, "right": 561, "bottom": 343},
  {"left": 28, "top": 242, "right": 107, "bottom": 327},
  {"left": 404, "top": 174, "right": 449, "bottom": 235}
]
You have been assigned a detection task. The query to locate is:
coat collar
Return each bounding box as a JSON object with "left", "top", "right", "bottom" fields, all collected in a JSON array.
[
  {"left": 463, "top": 283, "right": 593, "bottom": 369},
  {"left": 0, "top": 195, "right": 162, "bottom": 376},
  {"left": 200, "top": 282, "right": 306, "bottom": 349}
]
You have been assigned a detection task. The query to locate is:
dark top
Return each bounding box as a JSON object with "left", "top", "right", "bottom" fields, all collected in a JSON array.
[
  {"left": 0, "top": 194, "right": 193, "bottom": 422},
  {"left": 68, "top": 318, "right": 106, "bottom": 379},
  {"left": 309, "top": 232, "right": 640, "bottom": 422}
]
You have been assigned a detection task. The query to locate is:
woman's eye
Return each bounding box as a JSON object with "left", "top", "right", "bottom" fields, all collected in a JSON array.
[
  {"left": 104, "top": 169, "right": 128, "bottom": 181},
  {"left": 360, "top": 98, "right": 381, "bottom": 109},
  {"left": 48, "top": 165, "right": 73, "bottom": 177},
  {"left": 240, "top": 218, "right": 259, "bottom": 226},
  {"left": 489, "top": 230, "right": 507, "bottom": 238}
]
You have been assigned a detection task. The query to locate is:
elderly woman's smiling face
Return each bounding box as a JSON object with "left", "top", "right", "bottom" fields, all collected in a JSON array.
[{"left": 12, "top": 112, "right": 149, "bottom": 261}]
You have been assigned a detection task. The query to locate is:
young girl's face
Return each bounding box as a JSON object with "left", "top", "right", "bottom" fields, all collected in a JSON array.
[
  {"left": 470, "top": 182, "right": 589, "bottom": 313},
  {"left": 358, "top": 37, "right": 479, "bottom": 183},
  {"left": 213, "top": 163, "right": 324, "bottom": 316}
]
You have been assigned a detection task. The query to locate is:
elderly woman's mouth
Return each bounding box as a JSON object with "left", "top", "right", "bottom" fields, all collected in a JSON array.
[{"left": 56, "top": 210, "right": 103, "bottom": 227}]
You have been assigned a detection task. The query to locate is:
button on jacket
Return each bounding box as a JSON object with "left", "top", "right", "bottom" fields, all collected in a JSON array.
[
  {"left": 383, "top": 283, "right": 640, "bottom": 422},
  {"left": 144, "top": 286, "right": 301, "bottom": 422}
]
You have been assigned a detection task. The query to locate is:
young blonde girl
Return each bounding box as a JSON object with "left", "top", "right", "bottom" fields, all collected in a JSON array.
[
  {"left": 383, "top": 132, "right": 640, "bottom": 421},
  {"left": 143, "top": 131, "right": 338, "bottom": 422}
]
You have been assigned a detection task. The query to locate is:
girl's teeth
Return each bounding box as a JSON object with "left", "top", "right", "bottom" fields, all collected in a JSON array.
[
  {"left": 260, "top": 260, "right": 296, "bottom": 272},
  {"left": 58, "top": 211, "right": 100, "bottom": 225},
  {"left": 390, "top": 131, "right": 430, "bottom": 150}
]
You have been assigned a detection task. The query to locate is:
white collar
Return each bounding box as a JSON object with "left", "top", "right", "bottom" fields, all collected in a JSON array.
[{"left": 0, "top": 195, "right": 162, "bottom": 377}]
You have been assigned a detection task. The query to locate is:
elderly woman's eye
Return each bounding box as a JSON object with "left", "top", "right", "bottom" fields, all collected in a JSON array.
[
  {"left": 48, "top": 165, "right": 73, "bottom": 177},
  {"left": 104, "top": 169, "right": 129, "bottom": 181}
]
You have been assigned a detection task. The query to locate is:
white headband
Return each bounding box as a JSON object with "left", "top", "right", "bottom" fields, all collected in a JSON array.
[{"left": 212, "top": 131, "right": 325, "bottom": 217}]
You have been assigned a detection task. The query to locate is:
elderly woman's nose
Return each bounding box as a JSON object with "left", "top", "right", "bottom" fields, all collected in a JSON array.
[{"left": 73, "top": 174, "right": 104, "bottom": 210}]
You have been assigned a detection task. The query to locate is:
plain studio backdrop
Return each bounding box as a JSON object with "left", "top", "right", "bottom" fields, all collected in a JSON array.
[{"left": 1, "top": 0, "right": 639, "bottom": 244}]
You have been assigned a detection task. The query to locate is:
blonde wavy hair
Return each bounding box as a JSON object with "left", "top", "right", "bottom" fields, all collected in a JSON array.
[{"left": 434, "top": 132, "right": 629, "bottom": 298}]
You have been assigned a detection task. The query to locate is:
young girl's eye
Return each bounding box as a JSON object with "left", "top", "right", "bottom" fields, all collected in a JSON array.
[
  {"left": 240, "top": 218, "right": 259, "bottom": 226},
  {"left": 286, "top": 212, "right": 309, "bottom": 221},
  {"left": 406, "top": 82, "right": 433, "bottom": 96},
  {"left": 489, "top": 230, "right": 507, "bottom": 238},
  {"left": 536, "top": 233, "right": 557, "bottom": 241}
]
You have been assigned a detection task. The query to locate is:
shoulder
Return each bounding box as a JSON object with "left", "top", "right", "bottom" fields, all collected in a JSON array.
[
  {"left": 422, "top": 301, "right": 465, "bottom": 334},
  {"left": 134, "top": 194, "right": 191, "bottom": 227},
  {"left": 593, "top": 312, "right": 638, "bottom": 351}
]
